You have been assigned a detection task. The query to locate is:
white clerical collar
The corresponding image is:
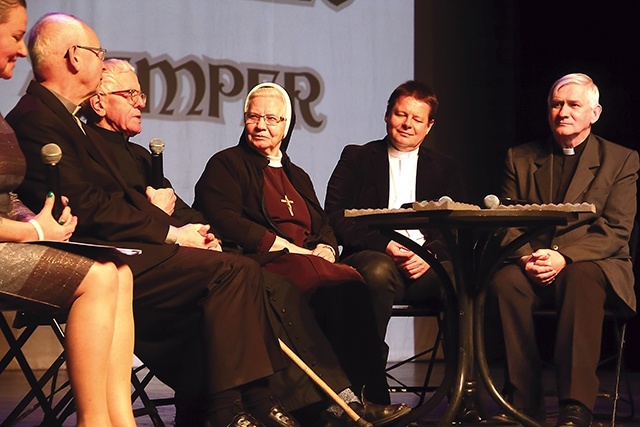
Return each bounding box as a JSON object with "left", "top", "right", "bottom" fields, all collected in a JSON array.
[
  {"left": 562, "top": 147, "right": 575, "bottom": 156},
  {"left": 388, "top": 144, "right": 419, "bottom": 159},
  {"left": 267, "top": 150, "right": 283, "bottom": 167}
]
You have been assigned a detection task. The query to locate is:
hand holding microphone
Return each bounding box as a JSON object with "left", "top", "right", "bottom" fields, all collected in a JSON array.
[
  {"left": 33, "top": 193, "right": 77, "bottom": 241},
  {"left": 147, "top": 138, "right": 178, "bottom": 215},
  {"left": 146, "top": 186, "right": 176, "bottom": 215},
  {"left": 149, "top": 137, "right": 165, "bottom": 188},
  {"left": 40, "top": 143, "right": 63, "bottom": 219}
]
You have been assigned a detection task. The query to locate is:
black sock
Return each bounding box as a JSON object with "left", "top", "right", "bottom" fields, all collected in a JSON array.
[{"left": 208, "top": 389, "right": 243, "bottom": 426}]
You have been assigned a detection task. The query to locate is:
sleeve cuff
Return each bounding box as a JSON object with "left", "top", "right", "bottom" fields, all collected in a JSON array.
[{"left": 165, "top": 225, "right": 178, "bottom": 244}]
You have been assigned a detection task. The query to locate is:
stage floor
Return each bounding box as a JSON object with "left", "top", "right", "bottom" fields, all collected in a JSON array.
[{"left": 0, "top": 361, "right": 637, "bottom": 426}]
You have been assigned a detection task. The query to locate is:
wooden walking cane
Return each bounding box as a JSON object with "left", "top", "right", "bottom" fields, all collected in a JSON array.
[{"left": 278, "top": 339, "right": 374, "bottom": 427}]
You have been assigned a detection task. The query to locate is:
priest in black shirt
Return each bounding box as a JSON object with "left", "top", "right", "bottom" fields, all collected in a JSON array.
[{"left": 81, "top": 58, "right": 411, "bottom": 427}]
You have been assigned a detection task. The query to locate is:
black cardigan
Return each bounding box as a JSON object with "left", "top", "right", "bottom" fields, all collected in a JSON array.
[{"left": 194, "top": 137, "right": 338, "bottom": 255}]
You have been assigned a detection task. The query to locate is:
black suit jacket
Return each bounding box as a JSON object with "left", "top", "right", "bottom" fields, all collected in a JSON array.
[
  {"left": 6, "top": 81, "right": 185, "bottom": 275},
  {"left": 325, "top": 137, "right": 466, "bottom": 258},
  {"left": 501, "top": 134, "right": 639, "bottom": 312}
]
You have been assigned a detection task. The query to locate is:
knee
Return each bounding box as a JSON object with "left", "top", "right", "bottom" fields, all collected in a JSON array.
[
  {"left": 83, "top": 261, "right": 120, "bottom": 297},
  {"left": 352, "top": 251, "right": 402, "bottom": 292},
  {"left": 227, "top": 254, "right": 261, "bottom": 273},
  {"left": 556, "top": 263, "right": 607, "bottom": 304},
  {"left": 229, "top": 255, "right": 263, "bottom": 284}
]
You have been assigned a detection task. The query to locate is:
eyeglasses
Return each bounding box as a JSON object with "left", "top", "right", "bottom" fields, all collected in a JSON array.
[
  {"left": 76, "top": 45, "right": 107, "bottom": 61},
  {"left": 244, "top": 113, "right": 286, "bottom": 126},
  {"left": 104, "top": 89, "right": 147, "bottom": 106}
]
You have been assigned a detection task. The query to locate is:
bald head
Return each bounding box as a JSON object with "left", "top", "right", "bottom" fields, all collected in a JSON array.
[
  {"left": 29, "top": 13, "right": 84, "bottom": 80},
  {"left": 27, "top": 13, "right": 105, "bottom": 104}
]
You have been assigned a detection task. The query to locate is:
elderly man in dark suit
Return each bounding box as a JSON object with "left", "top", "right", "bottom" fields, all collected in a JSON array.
[
  {"left": 490, "top": 73, "right": 639, "bottom": 427},
  {"left": 5, "top": 12, "right": 306, "bottom": 427},
  {"left": 79, "top": 57, "right": 410, "bottom": 427},
  {"left": 325, "top": 80, "right": 465, "bottom": 353}
]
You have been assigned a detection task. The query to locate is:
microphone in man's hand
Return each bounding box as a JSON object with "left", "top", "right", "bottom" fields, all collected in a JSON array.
[
  {"left": 483, "top": 194, "right": 528, "bottom": 208},
  {"left": 40, "top": 143, "right": 63, "bottom": 219},
  {"left": 149, "top": 138, "right": 165, "bottom": 188}
]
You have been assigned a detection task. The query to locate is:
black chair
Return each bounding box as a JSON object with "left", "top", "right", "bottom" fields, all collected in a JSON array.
[
  {"left": 0, "top": 308, "right": 69, "bottom": 427},
  {"left": 385, "top": 304, "right": 444, "bottom": 406},
  {"left": 0, "top": 307, "right": 174, "bottom": 427},
  {"left": 533, "top": 308, "right": 634, "bottom": 426}
]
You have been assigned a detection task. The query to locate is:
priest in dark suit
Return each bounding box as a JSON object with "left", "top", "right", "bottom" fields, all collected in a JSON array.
[
  {"left": 490, "top": 73, "right": 639, "bottom": 427},
  {"left": 6, "top": 12, "right": 302, "bottom": 427},
  {"left": 325, "top": 80, "right": 466, "bottom": 353}
]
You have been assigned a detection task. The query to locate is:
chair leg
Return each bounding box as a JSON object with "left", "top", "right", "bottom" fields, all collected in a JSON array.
[
  {"left": 386, "top": 312, "right": 443, "bottom": 403},
  {"left": 610, "top": 322, "right": 625, "bottom": 427},
  {"left": 0, "top": 314, "right": 63, "bottom": 427},
  {"left": 2, "top": 311, "right": 175, "bottom": 426},
  {"left": 593, "top": 318, "right": 634, "bottom": 424},
  {"left": 131, "top": 365, "right": 168, "bottom": 427},
  {"left": 417, "top": 315, "right": 443, "bottom": 405}
]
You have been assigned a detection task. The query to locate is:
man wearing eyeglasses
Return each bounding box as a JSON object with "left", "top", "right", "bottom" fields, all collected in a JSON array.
[
  {"left": 81, "top": 58, "right": 411, "bottom": 427},
  {"left": 7, "top": 13, "right": 309, "bottom": 427}
]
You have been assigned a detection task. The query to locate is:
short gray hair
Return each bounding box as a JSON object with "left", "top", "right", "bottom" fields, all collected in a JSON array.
[
  {"left": 99, "top": 58, "right": 136, "bottom": 94},
  {"left": 548, "top": 73, "right": 600, "bottom": 109}
]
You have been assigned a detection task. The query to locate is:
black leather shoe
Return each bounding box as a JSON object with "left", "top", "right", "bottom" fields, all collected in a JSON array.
[
  {"left": 259, "top": 397, "right": 301, "bottom": 427},
  {"left": 226, "top": 412, "right": 266, "bottom": 427},
  {"left": 349, "top": 399, "right": 411, "bottom": 427},
  {"left": 556, "top": 403, "right": 592, "bottom": 427}
]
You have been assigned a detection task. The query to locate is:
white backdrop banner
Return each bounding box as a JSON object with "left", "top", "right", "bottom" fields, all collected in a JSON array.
[{"left": 0, "top": 0, "right": 414, "bottom": 204}]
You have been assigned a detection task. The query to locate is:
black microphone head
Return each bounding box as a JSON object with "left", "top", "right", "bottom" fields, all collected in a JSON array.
[
  {"left": 41, "top": 143, "right": 62, "bottom": 165},
  {"left": 483, "top": 194, "right": 500, "bottom": 209},
  {"left": 149, "top": 138, "right": 165, "bottom": 155}
]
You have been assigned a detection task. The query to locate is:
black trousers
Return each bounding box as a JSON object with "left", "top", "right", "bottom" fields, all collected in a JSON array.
[
  {"left": 343, "top": 250, "right": 452, "bottom": 362},
  {"left": 131, "top": 248, "right": 284, "bottom": 407},
  {"left": 309, "top": 278, "right": 392, "bottom": 404},
  {"left": 263, "top": 271, "right": 352, "bottom": 411},
  {"left": 490, "top": 261, "right": 615, "bottom": 411}
]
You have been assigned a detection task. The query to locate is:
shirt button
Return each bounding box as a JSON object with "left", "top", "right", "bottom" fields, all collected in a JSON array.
[{"left": 552, "top": 244, "right": 559, "bottom": 251}]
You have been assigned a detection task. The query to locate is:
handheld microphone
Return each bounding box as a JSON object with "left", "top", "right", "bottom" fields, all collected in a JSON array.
[
  {"left": 149, "top": 138, "right": 165, "bottom": 188},
  {"left": 484, "top": 194, "right": 528, "bottom": 208},
  {"left": 483, "top": 194, "right": 501, "bottom": 209},
  {"left": 40, "top": 143, "right": 63, "bottom": 219}
]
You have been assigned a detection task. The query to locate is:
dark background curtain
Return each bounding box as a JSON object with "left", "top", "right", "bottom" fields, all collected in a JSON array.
[{"left": 414, "top": 0, "right": 640, "bottom": 368}]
